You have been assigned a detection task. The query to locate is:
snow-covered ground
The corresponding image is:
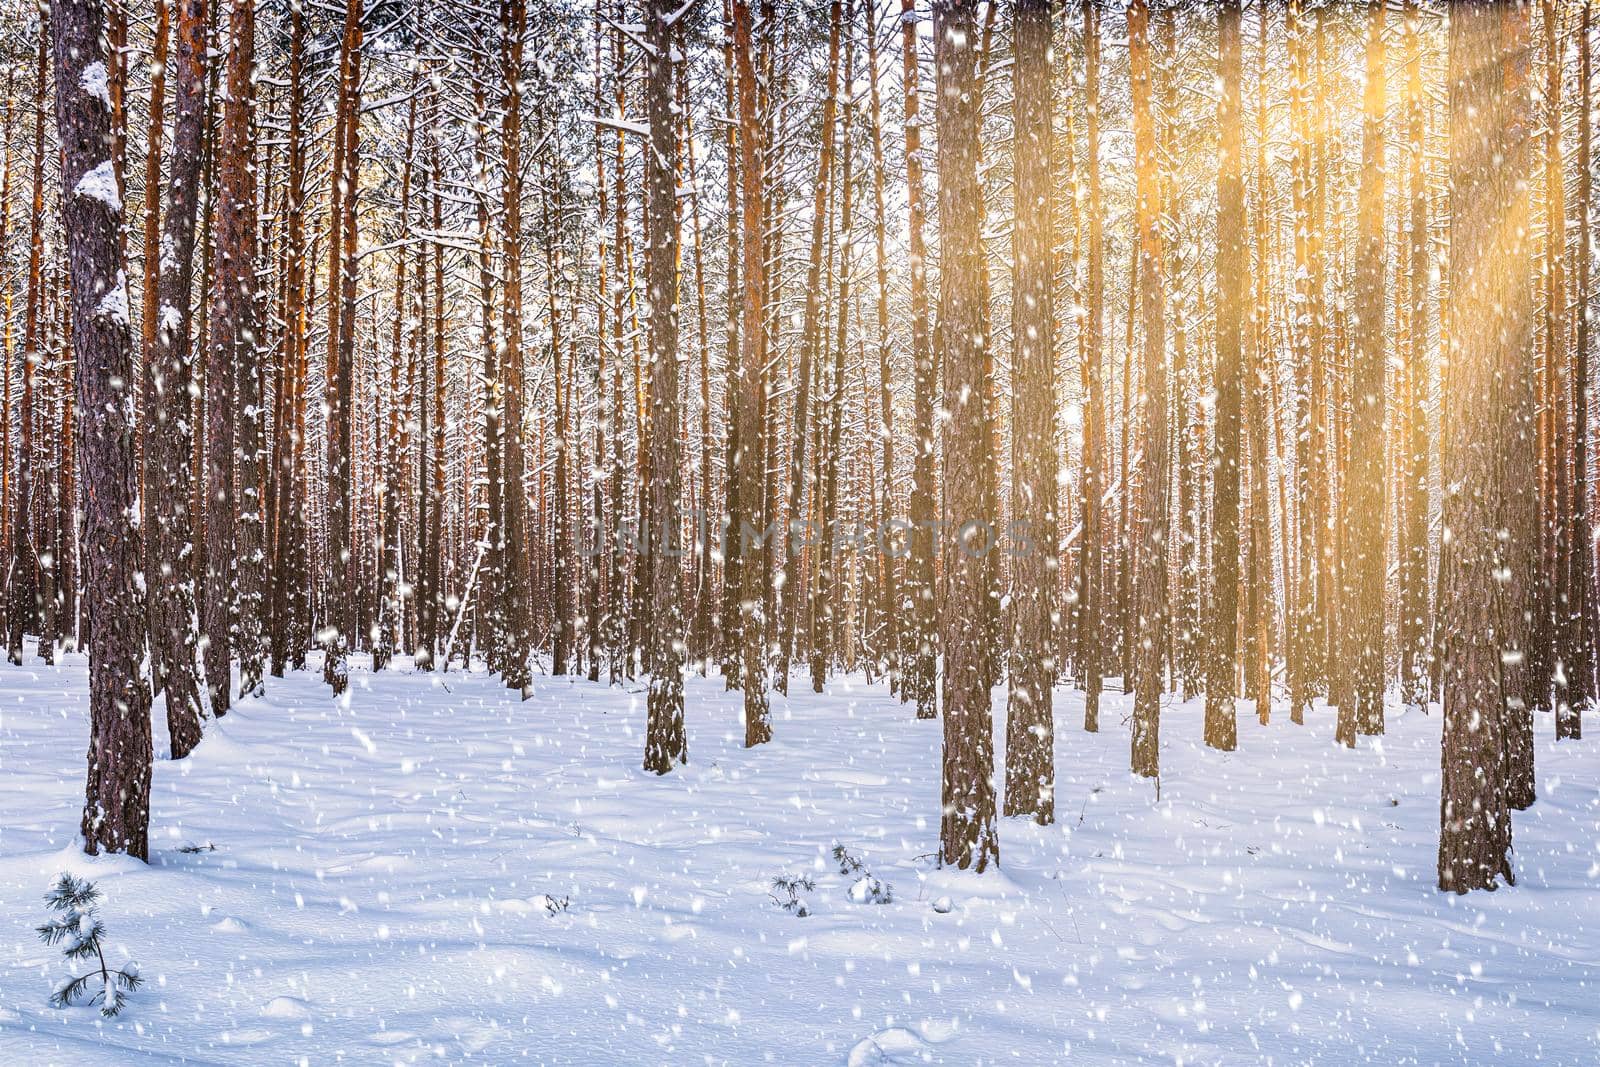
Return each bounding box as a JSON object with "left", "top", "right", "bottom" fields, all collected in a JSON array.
[{"left": 2, "top": 644, "right": 1598, "bottom": 1064}]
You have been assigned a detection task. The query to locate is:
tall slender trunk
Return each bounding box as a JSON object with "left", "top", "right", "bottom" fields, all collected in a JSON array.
[
  {"left": 777, "top": 0, "right": 842, "bottom": 692},
  {"left": 1078, "top": 0, "right": 1104, "bottom": 732},
  {"left": 52, "top": 0, "right": 154, "bottom": 860},
  {"left": 148, "top": 0, "right": 210, "bottom": 756},
  {"left": 1338, "top": 0, "right": 1387, "bottom": 745},
  {"left": 1563, "top": 0, "right": 1596, "bottom": 738},
  {"left": 1398, "top": 0, "right": 1432, "bottom": 708},
  {"left": 902, "top": 0, "right": 937, "bottom": 721},
  {"left": 218, "top": 0, "right": 265, "bottom": 701},
  {"left": 732, "top": 0, "right": 771, "bottom": 745},
  {"left": 1129, "top": 0, "right": 1168, "bottom": 781},
  {"left": 1205, "top": 0, "right": 1244, "bottom": 753},
  {"left": 499, "top": 0, "right": 533, "bottom": 696},
  {"left": 643, "top": 0, "right": 686, "bottom": 773},
  {"left": 1438, "top": 0, "right": 1529, "bottom": 893},
  {"left": 934, "top": 0, "right": 998, "bottom": 871},
  {"left": 7, "top": 28, "right": 46, "bottom": 666},
  {"left": 1003, "top": 0, "right": 1056, "bottom": 825}
]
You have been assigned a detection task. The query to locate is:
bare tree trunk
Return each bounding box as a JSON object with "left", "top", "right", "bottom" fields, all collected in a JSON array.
[
  {"left": 323, "top": 0, "right": 362, "bottom": 695},
  {"left": 52, "top": 0, "right": 153, "bottom": 860},
  {"left": 1205, "top": 0, "right": 1244, "bottom": 753},
  {"left": 1438, "top": 0, "right": 1529, "bottom": 894},
  {"left": 148, "top": 0, "right": 210, "bottom": 756},
  {"left": 733, "top": 0, "right": 771, "bottom": 746},
  {"left": 1398, "top": 0, "right": 1431, "bottom": 708},
  {"left": 1077, "top": 0, "right": 1104, "bottom": 733},
  {"left": 499, "top": 0, "right": 533, "bottom": 696},
  {"left": 777, "top": 0, "right": 842, "bottom": 693},
  {"left": 934, "top": 0, "right": 998, "bottom": 871},
  {"left": 1003, "top": 0, "right": 1056, "bottom": 825},
  {"left": 217, "top": 0, "right": 265, "bottom": 701},
  {"left": 902, "top": 0, "right": 937, "bottom": 722},
  {"left": 643, "top": 0, "right": 686, "bottom": 773},
  {"left": 1564, "top": 0, "right": 1596, "bottom": 738},
  {"left": 1129, "top": 0, "right": 1167, "bottom": 781},
  {"left": 1339, "top": 0, "right": 1387, "bottom": 745},
  {"left": 6, "top": 27, "right": 46, "bottom": 666}
]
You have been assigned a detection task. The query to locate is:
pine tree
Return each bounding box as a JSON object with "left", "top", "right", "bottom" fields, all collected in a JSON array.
[
  {"left": 37, "top": 875, "right": 141, "bottom": 1017},
  {"left": 1438, "top": 0, "right": 1530, "bottom": 894},
  {"left": 1129, "top": 0, "right": 1168, "bottom": 781},
  {"left": 934, "top": 0, "right": 998, "bottom": 871},
  {"left": 1205, "top": 0, "right": 1245, "bottom": 753},
  {"left": 1339, "top": 0, "right": 1387, "bottom": 745},
  {"left": 643, "top": 0, "right": 686, "bottom": 774},
  {"left": 52, "top": 0, "right": 154, "bottom": 860},
  {"left": 1003, "top": 0, "right": 1056, "bottom": 825}
]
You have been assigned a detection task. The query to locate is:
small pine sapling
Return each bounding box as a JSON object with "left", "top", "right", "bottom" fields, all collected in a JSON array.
[
  {"left": 770, "top": 874, "right": 816, "bottom": 917},
  {"left": 36, "top": 874, "right": 141, "bottom": 1017},
  {"left": 833, "top": 844, "right": 892, "bottom": 903}
]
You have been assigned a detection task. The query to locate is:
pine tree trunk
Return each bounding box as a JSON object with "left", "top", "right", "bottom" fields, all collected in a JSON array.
[
  {"left": 733, "top": 0, "right": 772, "bottom": 746},
  {"left": 643, "top": 0, "right": 686, "bottom": 773},
  {"left": 777, "top": 0, "right": 842, "bottom": 693},
  {"left": 1438, "top": 0, "right": 1529, "bottom": 894},
  {"left": 1129, "top": 0, "right": 1167, "bottom": 781},
  {"left": 499, "top": 0, "right": 533, "bottom": 696},
  {"left": 53, "top": 0, "right": 154, "bottom": 861},
  {"left": 6, "top": 28, "right": 46, "bottom": 666},
  {"left": 902, "top": 0, "right": 937, "bottom": 722},
  {"left": 322, "top": 0, "right": 362, "bottom": 695},
  {"left": 1077, "top": 0, "right": 1104, "bottom": 733},
  {"left": 1398, "top": 0, "right": 1432, "bottom": 708},
  {"left": 1563, "top": 0, "right": 1596, "bottom": 738},
  {"left": 218, "top": 0, "right": 265, "bottom": 701},
  {"left": 1205, "top": 0, "right": 1245, "bottom": 753},
  {"left": 147, "top": 0, "right": 210, "bottom": 756},
  {"left": 1003, "top": 0, "right": 1056, "bottom": 825},
  {"left": 934, "top": 0, "right": 998, "bottom": 871},
  {"left": 1339, "top": 0, "right": 1387, "bottom": 745}
]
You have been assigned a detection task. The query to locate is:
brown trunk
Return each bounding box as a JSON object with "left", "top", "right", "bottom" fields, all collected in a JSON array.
[
  {"left": 902, "top": 0, "right": 937, "bottom": 721},
  {"left": 1438, "top": 0, "right": 1529, "bottom": 892},
  {"left": 147, "top": 0, "right": 210, "bottom": 756},
  {"left": 499, "top": 0, "right": 533, "bottom": 696},
  {"left": 934, "top": 0, "right": 998, "bottom": 871},
  {"left": 1338, "top": 0, "right": 1387, "bottom": 745},
  {"left": 1003, "top": 0, "right": 1056, "bottom": 825},
  {"left": 733, "top": 0, "right": 772, "bottom": 745},
  {"left": 1129, "top": 0, "right": 1167, "bottom": 780},
  {"left": 1078, "top": 0, "right": 1104, "bottom": 732},
  {"left": 1205, "top": 0, "right": 1245, "bottom": 753},
  {"left": 643, "top": 0, "right": 686, "bottom": 773},
  {"left": 52, "top": 0, "right": 154, "bottom": 860},
  {"left": 6, "top": 29, "right": 45, "bottom": 666}
]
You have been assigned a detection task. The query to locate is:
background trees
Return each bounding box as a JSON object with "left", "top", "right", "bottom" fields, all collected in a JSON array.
[{"left": 1, "top": 0, "right": 1590, "bottom": 889}]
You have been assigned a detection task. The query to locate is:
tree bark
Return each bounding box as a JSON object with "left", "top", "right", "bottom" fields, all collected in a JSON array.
[
  {"left": 1129, "top": 0, "right": 1167, "bottom": 781},
  {"left": 1003, "top": 0, "right": 1056, "bottom": 825},
  {"left": 1205, "top": 0, "right": 1245, "bottom": 753},
  {"left": 52, "top": 0, "right": 154, "bottom": 860},
  {"left": 643, "top": 0, "right": 686, "bottom": 773},
  {"left": 934, "top": 0, "right": 998, "bottom": 871},
  {"left": 1438, "top": 0, "right": 1529, "bottom": 894},
  {"left": 1339, "top": 0, "right": 1387, "bottom": 745}
]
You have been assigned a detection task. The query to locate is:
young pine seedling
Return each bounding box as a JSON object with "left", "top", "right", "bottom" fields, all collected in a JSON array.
[{"left": 36, "top": 874, "right": 141, "bottom": 1017}]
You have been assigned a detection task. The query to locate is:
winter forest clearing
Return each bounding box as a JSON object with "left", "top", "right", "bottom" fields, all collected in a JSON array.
[
  {"left": 5, "top": 0, "right": 1600, "bottom": 1059},
  {"left": 0, "top": 652, "right": 1596, "bottom": 1063}
]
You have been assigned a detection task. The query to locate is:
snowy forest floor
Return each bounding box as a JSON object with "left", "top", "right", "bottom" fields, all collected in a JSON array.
[{"left": 2, "top": 645, "right": 1599, "bottom": 1064}]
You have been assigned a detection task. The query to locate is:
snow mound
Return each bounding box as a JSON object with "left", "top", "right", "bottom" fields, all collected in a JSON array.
[{"left": 847, "top": 1027, "right": 931, "bottom": 1065}]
